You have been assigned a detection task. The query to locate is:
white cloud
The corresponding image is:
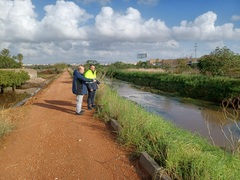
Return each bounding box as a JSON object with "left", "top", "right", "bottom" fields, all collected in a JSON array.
[
  {"left": 0, "top": 0, "right": 93, "bottom": 43},
  {"left": 95, "top": 7, "right": 171, "bottom": 42},
  {"left": 231, "top": 15, "right": 240, "bottom": 21},
  {"left": 0, "top": 0, "right": 38, "bottom": 41},
  {"left": 38, "top": 1, "right": 93, "bottom": 41},
  {"left": 172, "top": 11, "right": 239, "bottom": 41}
]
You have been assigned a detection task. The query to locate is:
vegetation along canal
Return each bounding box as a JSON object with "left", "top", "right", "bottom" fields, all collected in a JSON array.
[{"left": 108, "top": 79, "right": 240, "bottom": 150}]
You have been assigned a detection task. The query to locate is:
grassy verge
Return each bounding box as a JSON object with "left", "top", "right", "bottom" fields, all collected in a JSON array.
[
  {"left": 0, "top": 109, "right": 15, "bottom": 139},
  {"left": 95, "top": 81, "right": 240, "bottom": 179}
]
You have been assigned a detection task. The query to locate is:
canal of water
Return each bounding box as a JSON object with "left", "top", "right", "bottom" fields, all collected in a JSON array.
[{"left": 107, "top": 79, "right": 240, "bottom": 149}]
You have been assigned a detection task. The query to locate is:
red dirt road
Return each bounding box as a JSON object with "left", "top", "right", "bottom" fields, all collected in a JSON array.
[{"left": 0, "top": 71, "right": 147, "bottom": 180}]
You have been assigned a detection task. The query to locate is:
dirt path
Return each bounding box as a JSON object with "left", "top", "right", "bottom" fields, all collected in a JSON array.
[{"left": 0, "top": 71, "right": 147, "bottom": 180}]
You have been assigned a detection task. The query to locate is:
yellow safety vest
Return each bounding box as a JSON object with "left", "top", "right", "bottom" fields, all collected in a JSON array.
[{"left": 84, "top": 69, "right": 97, "bottom": 79}]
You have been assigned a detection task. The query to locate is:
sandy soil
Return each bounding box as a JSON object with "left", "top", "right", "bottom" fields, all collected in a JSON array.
[{"left": 0, "top": 70, "right": 149, "bottom": 180}]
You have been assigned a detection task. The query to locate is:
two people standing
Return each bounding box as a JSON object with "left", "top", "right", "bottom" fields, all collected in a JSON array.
[
  {"left": 72, "top": 65, "right": 96, "bottom": 115},
  {"left": 72, "top": 64, "right": 100, "bottom": 115}
]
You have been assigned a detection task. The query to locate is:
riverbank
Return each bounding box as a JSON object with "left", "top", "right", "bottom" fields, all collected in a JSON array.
[
  {"left": 107, "top": 78, "right": 240, "bottom": 149},
  {"left": 95, "top": 80, "right": 240, "bottom": 179}
]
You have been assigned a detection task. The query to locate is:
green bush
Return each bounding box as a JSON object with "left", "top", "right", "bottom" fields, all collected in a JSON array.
[
  {"left": 198, "top": 46, "right": 240, "bottom": 76},
  {"left": 0, "top": 70, "right": 30, "bottom": 93}
]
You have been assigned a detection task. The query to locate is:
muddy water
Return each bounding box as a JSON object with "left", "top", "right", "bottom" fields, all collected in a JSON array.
[
  {"left": 108, "top": 79, "right": 240, "bottom": 149},
  {"left": 0, "top": 92, "right": 30, "bottom": 108}
]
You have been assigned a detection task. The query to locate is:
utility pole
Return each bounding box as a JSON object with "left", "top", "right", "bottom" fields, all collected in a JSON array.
[{"left": 194, "top": 43, "right": 197, "bottom": 62}]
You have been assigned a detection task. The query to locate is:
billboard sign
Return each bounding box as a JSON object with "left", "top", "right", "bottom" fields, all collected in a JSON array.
[{"left": 137, "top": 53, "right": 147, "bottom": 59}]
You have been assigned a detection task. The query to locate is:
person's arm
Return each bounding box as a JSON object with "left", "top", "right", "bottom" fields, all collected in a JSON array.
[{"left": 76, "top": 71, "right": 93, "bottom": 82}]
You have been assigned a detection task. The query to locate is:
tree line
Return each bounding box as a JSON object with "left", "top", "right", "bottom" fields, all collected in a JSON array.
[
  {"left": 0, "top": 48, "right": 23, "bottom": 69},
  {"left": 106, "top": 46, "right": 240, "bottom": 78}
]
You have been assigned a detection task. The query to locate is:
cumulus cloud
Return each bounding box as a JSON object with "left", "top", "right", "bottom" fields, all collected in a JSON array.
[
  {"left": 0, "top": 0, "right": 93, "bottom": 43},
  {"left": 95, "top": 7, "right": 171, "bottom": 42},
  {"left": 0, "top": 0, "right": 38, "bottom": 41},
  {"left": 38, "top": 1, "right": 93, "bottom": 41},
  {"left": 172, "top": 11, "right": 239, "bottom": 41}
]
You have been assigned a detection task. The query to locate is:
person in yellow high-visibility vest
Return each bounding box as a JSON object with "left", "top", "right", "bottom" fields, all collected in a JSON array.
[{"left": 84, "top": 64, "right": 100, "bottom": 110}]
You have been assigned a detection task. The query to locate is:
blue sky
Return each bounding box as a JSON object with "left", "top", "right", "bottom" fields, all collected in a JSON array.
[
  {"left": 33, "top": 0, "right": 240, "bottom": 26},
  {"left": 0, "top": 0, "right": 240, "bottom": 64}
]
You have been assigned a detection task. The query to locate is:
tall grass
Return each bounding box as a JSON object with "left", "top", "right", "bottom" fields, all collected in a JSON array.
[
  {"left": 0, "top": 109, "right": 15, "bottom": 139},
  {"left": 95, "top": 81, "right": 240, "bottom": 179}
]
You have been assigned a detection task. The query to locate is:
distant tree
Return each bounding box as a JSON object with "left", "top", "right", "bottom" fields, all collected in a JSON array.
[
  {"left": 161, "top": 63, "right": 172, "bottom": 73},
  {"left": 136, "top": 61, "right": 148, "bottom": 68},
  {"left": 17, "top": 53, "right": 23, "bottom": 68},
  {"left": 175, "top": 58, "right": 191, "bottom": 74},
  {"left": 85, "top": 60, "right": 100, "bottom": 66},
  {"left": 110, "top": 61, "right": 128, "bottom": 69},
  {"left": 198, "top": 46, "right": 240, "bottom": 76},
  {"left": 53, "top": 63, "right": 68, "bottom": 73},
  {"left": 1, "top": 48, "right": 11, "bottom": 57},
  {"left": 84, "top": 60, "right": 101, "bottom": 71},
  {"left": 0, "top": 55, "right": 21, "bottom": 69},
  {"left": 103, "top": 61, "right": 130, "bottom": 77}
]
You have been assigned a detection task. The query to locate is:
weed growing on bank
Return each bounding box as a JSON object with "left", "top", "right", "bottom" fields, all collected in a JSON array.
[
  {"left": 95, "top": 82, "right": 240, "bottom": 180},
  {"left": 0, "top": 109, "right": 15, "bottom": 139}
]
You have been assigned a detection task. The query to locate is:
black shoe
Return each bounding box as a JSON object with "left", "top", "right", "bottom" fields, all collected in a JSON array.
[
  {"left": 80, "top": 110, "right": 85, "bottom": 113},
  {"left": 92, "top": 104, "right": 95, "bottom": 108},
  {"left": 76, "top": 112, "right": 83, "bottom": 115},
  {"left": 88, "top": 107, "right": 92, "bottom": 110}
]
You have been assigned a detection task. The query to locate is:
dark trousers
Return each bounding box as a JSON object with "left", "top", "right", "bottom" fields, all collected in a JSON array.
[{"left": 87, "top": 90, "right": 96, "bottom": 108}]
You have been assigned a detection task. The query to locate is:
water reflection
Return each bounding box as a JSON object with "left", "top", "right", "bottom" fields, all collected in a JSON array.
[
  {"left": 0, "top": 92, "right": 29, "bottom": 108},
  {"left": 107, "top": 79, "right": 240, "bottom": 149}
]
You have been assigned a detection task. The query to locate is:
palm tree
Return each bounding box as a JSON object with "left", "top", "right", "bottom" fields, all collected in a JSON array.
[{"left": 17, "top": 53, "right": 23, "bottom": 68}]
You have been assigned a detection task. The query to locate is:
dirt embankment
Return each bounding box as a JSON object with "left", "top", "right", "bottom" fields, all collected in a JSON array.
[{"left": 0, "top": 70, "right": 149, "bottom": 179}]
